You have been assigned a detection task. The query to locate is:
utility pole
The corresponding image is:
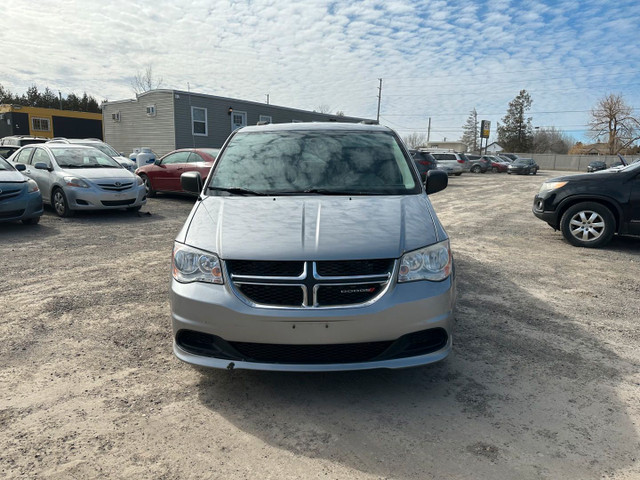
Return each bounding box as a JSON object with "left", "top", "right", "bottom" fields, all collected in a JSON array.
[
  {"left": 427, "top": 117, "right": 431, "bottom": 143},
  {"left": 265, "top": 94, "right": 269, "bottom": 105},
  {"left": 58, "top": 91, "right": 63, "bottom": 110},
  {"left": 376, "top": 78, "right": 382, "bottom": 124}
]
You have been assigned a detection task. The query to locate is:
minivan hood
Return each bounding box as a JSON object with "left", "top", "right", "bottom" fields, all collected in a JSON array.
[{"left": 181, "top": 195, "right": 443, "bottom": 261}]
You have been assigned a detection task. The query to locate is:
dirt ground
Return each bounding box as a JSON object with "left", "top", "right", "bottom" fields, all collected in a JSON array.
[{"left": 1, "top": 171, "right": 639, "bottom": 480}]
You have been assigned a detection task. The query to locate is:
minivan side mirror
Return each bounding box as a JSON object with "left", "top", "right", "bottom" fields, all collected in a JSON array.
[
  {"left": 15, "top": 163, "right": 26, "bottom": 171},
  {"left": 425, "top": 169, "right": 448, "bottom": 195},
  {"left": 181, "top": 171, "right": 203, "bottom": 194},
  {"left": 34, "top": 162, "right": 51, "bottom": 171}
]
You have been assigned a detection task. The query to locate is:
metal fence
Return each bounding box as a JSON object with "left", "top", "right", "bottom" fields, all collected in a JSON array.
[{"left": 509, "top": 153, "right": 630, "bottom": 172}]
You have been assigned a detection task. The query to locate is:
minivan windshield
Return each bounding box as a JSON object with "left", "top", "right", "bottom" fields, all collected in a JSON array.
[{"left": 208, "top": 130, "right": 419, "bottom": 195}]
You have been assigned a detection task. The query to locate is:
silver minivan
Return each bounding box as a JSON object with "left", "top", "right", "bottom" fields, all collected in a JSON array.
[
  {"left": 10, "top": 144, "right": 146, "bottom": 217},
  {"left": 171, "top": 123, "right": 456, "bottom": 371}
]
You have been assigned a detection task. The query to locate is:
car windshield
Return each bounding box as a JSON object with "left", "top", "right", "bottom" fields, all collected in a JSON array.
[
  {"left": 513, "top": 159, "right": 528, "bottom": 165},
  {"left": 0, "top": 157, "right": 14, "bottom": 170},
  {"left": 77, "top": 143, "right": 120, "bottom": 157},
  {"left": 208, "top": 130, "right": 419, "bottom": 195},
  {"left": 51, "top": 147, "right": 122, "bottom": 168}
]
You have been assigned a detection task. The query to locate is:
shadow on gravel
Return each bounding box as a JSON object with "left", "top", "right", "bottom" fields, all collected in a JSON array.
[{"left": 195, "top": 256, "right": 638, "bottom": 478}]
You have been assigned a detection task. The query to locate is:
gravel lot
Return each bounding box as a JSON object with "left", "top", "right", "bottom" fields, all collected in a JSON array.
[{"left": 2, "top": 171, "right": 639, "bottom": 479}]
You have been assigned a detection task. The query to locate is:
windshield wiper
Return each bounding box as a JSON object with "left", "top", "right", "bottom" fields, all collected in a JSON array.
[
  {"left": 207, "top": 186, "right": 268, "bottom": 196},
  {"left": 277, "top": 188, "right": 369, "bottom": 195}
]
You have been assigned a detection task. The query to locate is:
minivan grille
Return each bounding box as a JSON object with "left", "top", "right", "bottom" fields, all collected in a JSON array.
[{"left": 226, "top": 259, "right": 394, "bottom": 308}]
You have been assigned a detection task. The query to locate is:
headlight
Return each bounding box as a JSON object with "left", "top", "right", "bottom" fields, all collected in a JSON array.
[
  {"left": 172, "top": 243, "right": 223, "bottom": 284},
  {"left": 398, "top": 240, "right": 452, "bottom": 282},
  {"left": 63, "top": 176, "right": 89, "bottom": 188},
  {"left": 136, "top": 175, "right": 144, "bottom": 186},
  {"left": 27, "top": 179, "right": 39, "bottom": 193},
  {"left": 539, "top": 181, "right": 567, "bottom": 193}
]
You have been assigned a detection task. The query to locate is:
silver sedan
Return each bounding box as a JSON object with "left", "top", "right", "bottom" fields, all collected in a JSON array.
[{"left": 9, "top": 144, "right": 146, "bottom": 217}]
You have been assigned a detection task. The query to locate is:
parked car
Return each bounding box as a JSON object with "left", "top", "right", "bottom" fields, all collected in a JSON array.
[
  {"left": 10, "top": 144, "right": 146, "bottom": 217},
  {"left": 0, "top": 135, "right": 48, "bottom": 147},
  {"left": 507, "top": 158, "right": 539, "bottom": 175},
  {"left": 409, "top": 150, "right": 437, "bottom": 181},
  {"left": 481, "top": 155, "right": 509, "bottom": 173},
  {"left": 429, "top": 151, "right": 469, "bottom": 175},
  {"left": 46, "top": 138, "right": 137, "bottom": 171},
  {"left": 533, "top": 161, "right": 640, "bottom": 247},
  {"left": 0, "top": 156, "right": 43, "bottom": 224},
  {"left": 135, "top": 148, "right": 220, "bottom": 196},
  {"left": 467, "top": 155, "right": 491, "bottom": 173},
  {"left": 586, "top": 160, "right": 607, "bottom": 172},
  {"left": 171, "top": 122, "right": 455, "bottom": 371},
  {"left": 0, "top": 145, "right": 20, "bottom": 160}
]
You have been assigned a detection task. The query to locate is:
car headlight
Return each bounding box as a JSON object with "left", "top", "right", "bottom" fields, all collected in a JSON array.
[
  {"left": 63, "top": 176, "right": 90, "bottom": 188},
  {"left": 172, "top": 243, "right": 223, "bottom": 284},
  {"left": 539, "top": 181, "right": 567, "bottom": 193},
  {"left": 136, "top": 175, "right": 144, "bottom": 186},
  {"left": 27, "top": 179, "right": 39, "bottom": 193},
  {"left": 398, "top": 240, "right": 452, "bottom": 282}
]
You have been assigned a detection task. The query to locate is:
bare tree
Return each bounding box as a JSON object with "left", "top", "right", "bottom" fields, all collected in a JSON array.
[
  {"left": 131, "top": 65, "right": 163, "bottom": 95},
  {"left": 532, "top": 127, "right": 574, "bottom": 154},
  {"left": 402, "top": 132, "right": 428, "bottom": 149},
  {"left": 590, "top": 93, "right": 640, "bottom": 154},
  {"left": 315, "top": 104, "right": 332, "bottom": 114}
]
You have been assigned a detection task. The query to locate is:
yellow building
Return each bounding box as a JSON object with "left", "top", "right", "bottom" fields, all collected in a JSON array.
[{"left": 0, "top": 104, "right": 103, "bottom": 140}]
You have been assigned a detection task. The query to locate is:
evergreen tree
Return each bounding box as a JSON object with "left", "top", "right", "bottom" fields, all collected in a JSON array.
[
  {"left": 460, "top": 108, "right": 479, "bottom": 153},
  {"left": 497, "top": 90, "right": 534, "bottom": 152}
]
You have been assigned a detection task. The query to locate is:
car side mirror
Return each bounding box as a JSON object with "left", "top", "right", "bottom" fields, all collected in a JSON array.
[
  {"left": 15, "top": 163, "right": 26, "bottom": 171},
  {"left": 34, "top": 162, "right": 51, "bottom": 171},
  {"left": 181, "top": 171, "right": 203, "bottom": 194},
  {"left": 154, "top": 159, "right": 162, "bottom": 166},
  {"left": 425, "top": 169, "right": 448, "bottom": 195}
]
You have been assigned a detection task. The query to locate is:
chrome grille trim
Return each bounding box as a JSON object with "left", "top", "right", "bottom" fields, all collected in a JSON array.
[
  {"left": 97, "top": 182, "right": 134, "bottom": 192},
  {"left": 225, "top": 260, "right": 397, "bottom": 310}
]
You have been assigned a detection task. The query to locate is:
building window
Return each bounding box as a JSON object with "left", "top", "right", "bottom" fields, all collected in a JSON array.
[
  {"left": 146, "top": 104, "right": 156, "bottom": 116},
  {"left": 259, "top": 115, "right": 272, "bottom": 124},
  {"left": 112, "top": 111, "right": 121, "bottom": 122},
  {"left": 192, "top": 107, "right": 208, "bottom": 136},
  {"left": 32, "top": 117, "right": 50, "bottom": 131}
]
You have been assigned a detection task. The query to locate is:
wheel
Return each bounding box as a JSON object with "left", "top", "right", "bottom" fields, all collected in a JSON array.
[
  {"left": 471, "top": 165, "right": 481, "bottom": 173},
  {"left": 454, "top": 172, "right": 462, "bottom": 176},
  {"left": 127, "top": 205, "right": 142, "bottom": 212},
  {"left": 533, "top": 168, "right": 538, "bottom": 175},
  {"left": 22, "top": 216, "right": 40, "bottom": 225},
  {"left": 52, "top": 188, "right": 73, "bottom": 217},
  {"left": 492, "top": 167, "right": 498, "bottom": 173},
  {"left": 140, "top": 174, "right": 156, "bottom": 198},
  {"left": 560, "top": 202, "right": 615, "bottom": 248}
]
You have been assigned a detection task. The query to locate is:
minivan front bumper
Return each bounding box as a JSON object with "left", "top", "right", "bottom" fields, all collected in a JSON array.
[{"left": 170, "top": 273, "right": 456, "bottom": 371}]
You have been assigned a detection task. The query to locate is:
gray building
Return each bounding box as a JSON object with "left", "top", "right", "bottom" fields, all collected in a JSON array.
[{"left": 102, "top": 89, "right": 373, "bottom": 157}]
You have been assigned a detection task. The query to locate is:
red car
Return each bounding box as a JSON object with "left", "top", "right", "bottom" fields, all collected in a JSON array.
[
  {"left": 481, "top": 155, "right": 509, "bottom": 173},
  {"left": 136, "top": 148, "right": 219, "bottom": 196}
]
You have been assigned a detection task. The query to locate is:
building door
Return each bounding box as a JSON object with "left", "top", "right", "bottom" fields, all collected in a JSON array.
[{"left": 231, "top": 111, "right": 247, "bottom": 131}]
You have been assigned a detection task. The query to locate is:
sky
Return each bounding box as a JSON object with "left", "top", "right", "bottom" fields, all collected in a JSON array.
[{"left": 2, "top": 0, "right": 640, "bottom": 144}]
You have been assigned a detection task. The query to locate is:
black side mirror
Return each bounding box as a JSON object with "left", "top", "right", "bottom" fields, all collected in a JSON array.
[
  {"left": 154, "top": 159, "right": 162, "bottom": 166},
  {"left": 34, "top": 162, "right": 51, "bottom": 171},
  {"left": 15, "top": 163, "right": 26, "bottom": 171},
  {"left": 425, "top": 169, "right": 448, "bottom": 195},
  {"left": 181, "top": 171, "right": 203, "bottom": 194}
]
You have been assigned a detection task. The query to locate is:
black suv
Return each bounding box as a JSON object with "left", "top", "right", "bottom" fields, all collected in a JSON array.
[
  {"left": 533, "top": 162, "right": 640, "bottom": 247},
  {"left": 409, "top": 150, "right": 437, "bottom": 181}
]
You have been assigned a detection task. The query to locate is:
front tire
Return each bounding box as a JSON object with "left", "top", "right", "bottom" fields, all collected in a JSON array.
[
  {"left": 140, "top": 174, "right": 156, "bottom": 198},
  {"left": 471, "top": 165, "right": 481, "bottom": 173},
  {"left": 52, "top": 188, "right": 73, "bottom": 217},
  {"left": 560, "top": 202, "right": 615, "bottom": 248}
]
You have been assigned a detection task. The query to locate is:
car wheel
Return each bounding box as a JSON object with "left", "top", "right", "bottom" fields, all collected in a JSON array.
[
  {"left": 127, "top": 205, "right": 142, "bottom": 212},
  {"left": 533, "top": 168, "right": 538, "bottom": 175},
  {"left": 492, "top": 167, "right": 498, "bottom": 173},
  {"left": 22, "top": 216, "right": 40, "bottom": 225},
  {"left": 454, "top": 172, "right": 462, "bottom": 176},
  {"left": 52, "top": 188, "right": 73, "bottom": 217},
  {"left": 140, "top": 174, "right": 156, "bottom": 197},
  {"left": 471, "top": 165, "right": 481, "bottom": 173},
  {"left": 560, "top": 202, "right": 615, "bottom": 248}
]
